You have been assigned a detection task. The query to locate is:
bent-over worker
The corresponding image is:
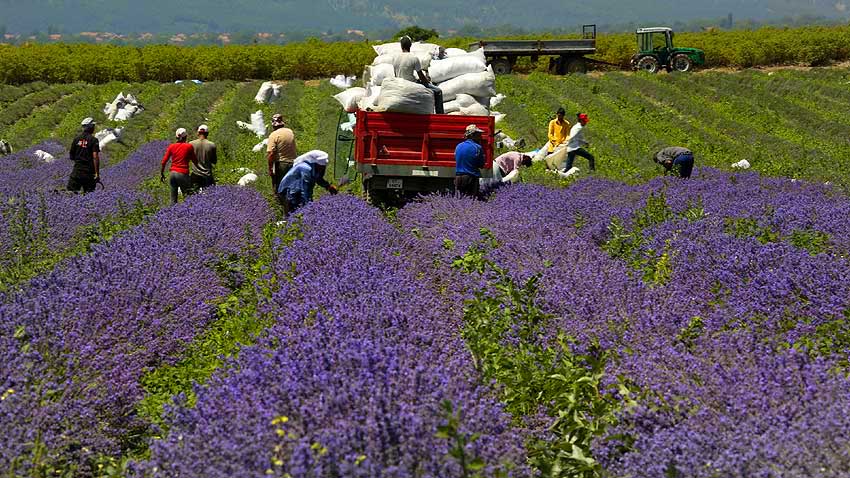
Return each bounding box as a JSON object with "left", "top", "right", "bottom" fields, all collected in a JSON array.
[
  {"left": 653, "top": 146, "right": 694, "bottom": 178},
  {"left": 277, "top": 150, "right": 338, "bottom": 215}
]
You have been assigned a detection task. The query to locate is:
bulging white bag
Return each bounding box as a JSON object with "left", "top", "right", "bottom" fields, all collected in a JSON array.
[
  {"left": 557, "top": 167, "right": 581, "bottom": 178},
  {"left": 255, "top": 81, "right": 274, "bottom": 103},
  {"left": 330, "top": 74, "right": 355, "bottom": 89},
  {"left": 372, "top": 54, "right": 395, "bottom": 66},
  {"left": 250, "top": 110, "right": 267, "bottom": 138},
  {"left": 334, "top": 87, "right": 367, "bottom": 113},
  {"left": 444, "top": 47, "right": 469, "bottom": 57},
  {"left": 438, "top": 65, "right": 496, "bottom": 101},
  {"left": 357, "top": 85, "right": 382, "bottom": 110},
  {"left": 458, "top": 103, "right": 489, "bottom": 116},
  {"left": 34, "top": 150, "right": 56, "bottom": 163},
  {"left": 237, "top": 173, "right": 259, "bottom": 186},
  {"left": 428, "top": 54, "right": 487, "bottom": 83},
  {"left": 374, "top": 78, "right": 434, "bottom": 115},
  {"left": 368, "top": 63, "right": 395, "bottom": 86},
  {"left": 490, "top": 93, "right": 506, "bottom": 108},
  {"left": 731, "top": 159, "right": 751, "bottom": 169},
  {"left": 252, "top": 138, "right": 269, "bottom": 153}
]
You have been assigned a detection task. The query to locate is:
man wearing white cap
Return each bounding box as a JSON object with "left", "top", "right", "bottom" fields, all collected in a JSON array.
[
  {"left": 67, "top": 117, "right": 101, "bottom": 193},
  {"left": 454, "top": 124, "right": 486, "bottom": 198},
  {"left": 276, "top": 150, "right": 338, "bottom": 215},
  {"left": 161, "top": 128, "right": 199, "bottom": 204},
  {"left": 190, "top": 124, "right": 217, "bottom": 190}
]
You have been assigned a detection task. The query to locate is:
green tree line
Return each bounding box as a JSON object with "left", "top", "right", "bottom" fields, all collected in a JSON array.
[{"left": 3, "top": 25, "right": 850, "bottom": 84}]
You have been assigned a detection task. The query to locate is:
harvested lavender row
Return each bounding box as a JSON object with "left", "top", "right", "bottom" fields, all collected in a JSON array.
[
  {"left": 136, "top": 195, "right": 530, "bottom": 477},
  {"left": 397, "top": 172, "right": 850, "bottom": 477},
  {"left": 0, "top": 186, "right": 272, "bottom": 473}
]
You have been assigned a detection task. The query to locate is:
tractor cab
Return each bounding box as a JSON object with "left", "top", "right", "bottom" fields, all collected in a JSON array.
[{"left": 631, "top": 27, "right": 705, "bottom": 73}]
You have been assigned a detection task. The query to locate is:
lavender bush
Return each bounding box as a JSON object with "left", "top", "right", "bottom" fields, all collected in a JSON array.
[{"left": 0, "top": 186, "right": 272, "bottom": 474}]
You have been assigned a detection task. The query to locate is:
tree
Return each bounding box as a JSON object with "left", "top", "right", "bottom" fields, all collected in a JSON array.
[{"left": 394, "top": 25, "right": 438, "bottom": 42}]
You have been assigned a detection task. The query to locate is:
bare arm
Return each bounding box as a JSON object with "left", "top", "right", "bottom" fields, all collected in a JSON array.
[
  {"left": 93, "top": 152, "right": 100, "bottom": 178},
  {"left": 267, "top": 150, "right": 276, "bottom": 176}
]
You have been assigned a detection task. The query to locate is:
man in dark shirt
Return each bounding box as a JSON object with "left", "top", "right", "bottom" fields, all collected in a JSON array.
[
  {"left": 454, "top": 124, "right": 486, "bottom": 198},
  {"left": 653, "top": 146, "right": 694, "bottom": 178},
  {"left": 67, "top": 117, "right": 101, "bottom": 193}
]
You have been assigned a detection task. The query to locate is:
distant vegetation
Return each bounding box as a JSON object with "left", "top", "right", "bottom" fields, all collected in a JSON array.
[{"left": 2, "top": 25, "right": 850, "bottom": 84}]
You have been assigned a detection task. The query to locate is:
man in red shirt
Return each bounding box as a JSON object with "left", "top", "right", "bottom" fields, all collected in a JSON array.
[{"left": 160, "top": 128, "right": 199, "bottom": 204}]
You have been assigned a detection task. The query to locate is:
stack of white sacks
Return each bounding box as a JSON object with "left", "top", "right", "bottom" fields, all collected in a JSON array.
[
  {"left": 333, "top": 40, "right": 506, "bottom": 122},
  {"left": 103, "top": 93, "right": 144, "bottom": 122},
  {"left": 255, "top": 81, "right": 282, "bottom": 104}
]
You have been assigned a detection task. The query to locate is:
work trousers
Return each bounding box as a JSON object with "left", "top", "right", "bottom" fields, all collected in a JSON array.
[
  {"left": 454, "top": 174, "right": 480, "bottom": 199},
  {"left": 169, "top": 172, "right": 193, "bottom": 204},
  {"left": 671, "top": 153, "right": 694, "bottom": 178},
  {"left": 565, "top": 148, "right": 595, "bottom": 171},
  {"left": 67, "top": 176, "right": 96, "bottom": 194},
  {"left": 425, "top": 84, "right": 445, "bottom": 114},
  {"left": 190, "top": 172, "right": 215, "bottom": 190},
  {"left": 271, "top": 161, "right": 293, "bottom": 205}
]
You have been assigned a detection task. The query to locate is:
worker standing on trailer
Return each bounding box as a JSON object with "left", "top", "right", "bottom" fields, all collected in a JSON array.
[
  {"left": 277, "top": 150, "right": 338, "bottom": 215},
  {"left": 267, "top": 114, "right": 297, "bottom": 205},
  {"left": 563, "top": 113, "right": 595, "bottom": 172},
  {"left": 547, "top": 107, "right": 570, "bottom": 153},
  {"left": 455, "top": 124, "right": 486, "bottom": 198},
  {"left": 67, "top": 117, "right": 101, "bottom": 194},
  {"left": 653, "top": 146, "right": 694, "bottom": 178},
  {"left": 392, "top": 35, "right": 444, "bottom": 114},
  {"left": 160, "top": 128, "right": 199, "bottom": 204},
  {"left": 190, "top": 124, "right": 217, "bottom": 191}
]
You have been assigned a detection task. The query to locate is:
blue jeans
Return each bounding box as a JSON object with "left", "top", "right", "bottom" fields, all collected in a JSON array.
[
  {"left": 169, "top": 172, "right": 192, "bottom": 204},
  {"left": 424, "top": 84, "right": 444, "bottom": 114},
  {"left": 672, "top": 153, "right": 694, "bottom": 178}
]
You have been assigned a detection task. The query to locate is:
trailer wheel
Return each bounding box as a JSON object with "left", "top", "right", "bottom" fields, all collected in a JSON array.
[
  {"left": 565, "top": 57, "right": 587, "bottom": 74},
  {"left": 636, "top": 55, "right": 660, "bottom": 74},
  {"left": 491, "top": 58, "right": 512, "bottom": 75},
  {"left": 671, "top": 54, "right": 693, "bottom": 72}
]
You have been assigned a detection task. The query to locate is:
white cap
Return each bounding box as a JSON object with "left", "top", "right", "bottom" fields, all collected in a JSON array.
[
  {"left": 81, "top": 117, "right": 96, "bottom": 127},
  {"left": 293, "top": 150, "right": 329, "bottom": 166},
  {"left": 197, "top": 124, "right": 209, "bottom": 133},
  {"left": 175, "top": 128, "right": 188, "bottom": 138}
]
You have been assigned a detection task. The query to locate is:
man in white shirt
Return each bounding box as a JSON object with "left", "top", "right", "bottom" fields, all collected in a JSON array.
[
  {"left": 563, "top": 113, "right": 595, "bottom": 172},
  {"left": 392, "top": 36, "right": 444, "bottom": 114}
]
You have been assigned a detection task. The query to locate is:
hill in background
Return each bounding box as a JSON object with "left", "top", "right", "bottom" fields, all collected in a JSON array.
[{"left": 0, "top": 0, "right": 848, "bottom": 36}]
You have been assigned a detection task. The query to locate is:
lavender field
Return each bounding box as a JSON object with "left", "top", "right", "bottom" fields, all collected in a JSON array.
[{"left": 2, "top": 73, "right": 850, "bottom": 477}]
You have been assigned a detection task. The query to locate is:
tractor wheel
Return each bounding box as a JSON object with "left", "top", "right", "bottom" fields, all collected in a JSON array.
[
  {"left": 671, "top": 54, "right": 693, "bottom": 72},
  {"left": 636, "top": 56, "right": 660, "bottom": 74},
  {"left": 491, "top": 58, "right": 512, "bottom": 75},
  {"left": 565, "top": 57, "right": 587, "bottom": 74}
]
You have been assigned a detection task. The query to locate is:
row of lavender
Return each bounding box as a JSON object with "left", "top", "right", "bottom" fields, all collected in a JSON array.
[
  {"left": 0, "top": 141, "right": 167, "bottom": 288},
  {"left": 395, "top": 170, "right": 850, "bottom": 477},
  {"left": 0, "top": 186, "right": 272, "bottom": 474},
  {"left": 139, "top": 169, "right": 850, "bottom": 476},
  {"left": 133, "top": 195, "right": 530, "bottom": 477}
]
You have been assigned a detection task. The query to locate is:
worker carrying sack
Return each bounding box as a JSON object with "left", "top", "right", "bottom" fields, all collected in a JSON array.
[{"left": 373, "top": 78, "right": 434, "bottom": 115}]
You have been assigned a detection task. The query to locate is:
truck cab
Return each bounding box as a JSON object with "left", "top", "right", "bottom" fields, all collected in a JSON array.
[{"left": 631, "top": 27, "right": 705, "bottom": 73}]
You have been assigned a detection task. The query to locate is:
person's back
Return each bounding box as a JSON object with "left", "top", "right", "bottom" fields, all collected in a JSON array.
[
  {"left": 268, "top": 127, "right": 297, "bottom": 165},
  {"left": 164, "top": 142, "right": 196, "bottom": 174},
  {"left": 392, "top": 51, "right": 422, "bottom": 83},
  {"left": 70, "top": 132, "right": 99, "bottom": 178},
  {"left": 190, "top": 138, "right": 216, "bottom": 178}
]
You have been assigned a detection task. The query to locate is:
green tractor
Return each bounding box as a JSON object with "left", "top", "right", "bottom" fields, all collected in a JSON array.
[{"left": 630, "top": 27, "right": 705, "bottom": 73}]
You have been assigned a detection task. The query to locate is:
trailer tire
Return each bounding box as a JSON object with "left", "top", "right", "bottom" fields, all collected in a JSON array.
[
  {"left": 636, "top": 55, "right": 660, "bottom": 74},
  {"left": 491, "top": 58, "right": 512, "bottom": 75},
  {"left": 671, "top": 53, "right": 693, "bottom": 72},
  {"left": 565, "top": 57, "right": 587, "bottom": 74}
]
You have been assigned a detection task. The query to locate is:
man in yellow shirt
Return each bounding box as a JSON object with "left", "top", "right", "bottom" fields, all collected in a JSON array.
[{"left": 547, "top": 107, "right": 570, "bottom": 153}]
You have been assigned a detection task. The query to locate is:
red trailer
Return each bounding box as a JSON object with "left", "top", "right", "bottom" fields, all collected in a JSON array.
[{"left": 351, "top": 110, "right": 495, "bottom": 204}]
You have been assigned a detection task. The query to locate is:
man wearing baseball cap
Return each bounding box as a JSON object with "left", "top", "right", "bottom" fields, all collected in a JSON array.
[
  {"left": 454, "top": 124, "right": 486, "bottom": 198},
  {"left": 67, "top": 117, "right": 101, "bottom": 193},
  {"left": 161, "top": 127, "right": 199, "bottom": 204},
  {"left": 190, "top": 124, "right": 217, "bottom": 190},
  {"left": 267, "top": 113, "right": 297, "bottom": 204}
]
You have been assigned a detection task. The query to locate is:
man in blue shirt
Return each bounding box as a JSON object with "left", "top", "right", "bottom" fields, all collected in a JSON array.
[
  {"left": 277, "top": 150, "right": 338, "bottom": 215},
  {"left": 454, "top": 124, "right": 485, "bottom": 198}
]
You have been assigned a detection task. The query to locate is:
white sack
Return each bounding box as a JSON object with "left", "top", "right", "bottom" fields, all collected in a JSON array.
[
  {"left": 445, "top": 48, "right": 469, "bottom": 57},
  {"left": 732, "top": 159, "right": 751, "bottom": 169},
  {"left": 114, "top": 109, "right": 133, "bottom": 121},
  {"left": 34, "top": 150, "right": 56, "bottom": 163},
  {"left": 330, "top": 74, "right": 355, "bottom": 89},
  {"left": 492, "top": 112, "right": 506, "bottom": 124},
  {"left": 357, "top": 85, "right": 381, "bottom": 110},
  {"left": 545, "top": 146, "right": 568, "bottom": 170},
  {"left": 373, "top": 42, "right": 402, "bottom": 56},
  {"left": 252, "top": 138, "right": 269, "bottom": 153},
  {"left": 333, "top": 87, "right": 367, "bottom": 113},
  {"left": 368, "top": 63, "right": 395, "bottom": 86},
  {"left": 372, "top": 54, "right": 395, "bottom": 66},
  {"left": 532, "top": 142, "right": 550, "bottom": 162},
  {"left": 458, "top": 103, "right": 489, "bottom": 116},
  {"left": 428, "top": 54, "right": 487, "bottom": 83},
  {"left": 557, "top": 167, "right": 581, "bottom": 178},
  {"left": 490, "top": 93, "right": 506, "bottom": 108},
  {"left": 99, "top": 133, "right": 118, "bottom": 148},
  {"left": 374, "top": 78, "right": 434, "bottom": 115},
  {"left": 443, "top": 93, "right": 479, "bottom": 112},
  {"left": 437, "top": 66, "right": 496, "bottom": 101},
  {"left": 250, "top": 110, "right": 267, "bottom": 138},
  {"left": 271, "top": 83, "right": 282, "bottom": 101},
  {"left": 237, "top": 173, "right": 259, "bottom": 186},
  {"left": 255, "top": 81, "right": 274, "bottom": 103}
]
